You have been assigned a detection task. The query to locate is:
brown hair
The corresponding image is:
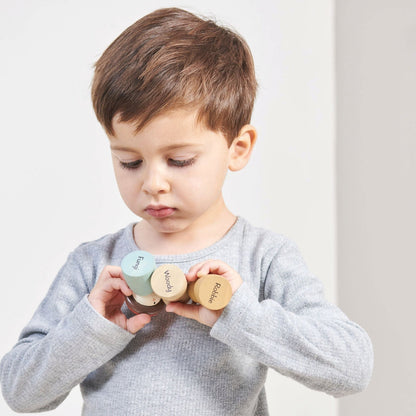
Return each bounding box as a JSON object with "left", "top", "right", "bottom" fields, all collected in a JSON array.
[{"left": 91, "top": 7, "right": 257, "bottom": 144}]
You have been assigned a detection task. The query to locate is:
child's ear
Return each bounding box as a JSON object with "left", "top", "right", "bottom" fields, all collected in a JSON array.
[{"left": 228, "top": 124, "right": 257, "bottom": 171}]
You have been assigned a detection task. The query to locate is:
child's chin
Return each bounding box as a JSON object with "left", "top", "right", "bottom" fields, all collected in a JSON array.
[{"left": 147, "top": 216, "right": 186, "bottom": 233}]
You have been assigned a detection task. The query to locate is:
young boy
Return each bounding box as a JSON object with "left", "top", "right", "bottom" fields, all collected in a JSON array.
[{"left": 0, "top": 7, "right": 373, "bottom": 415}]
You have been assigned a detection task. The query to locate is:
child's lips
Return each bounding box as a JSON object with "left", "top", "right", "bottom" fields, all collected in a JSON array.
[{"left": 145, "top": 205, "right": 176, "bottom": 218}]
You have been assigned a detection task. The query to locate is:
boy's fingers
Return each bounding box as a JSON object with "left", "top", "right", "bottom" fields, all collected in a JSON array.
[
  {"left": 186, "top": 263, "right": 206, "bottom": 281},
  {"left": 186, "top": 260, "right": 243, "bottom": 296},
  {"left": 126, "top": 313, "right": 151, "bottom": 334},
  {"left": 97, "top": 276, "right": 131, "bottom": 297},
  {"left": 108, "top": 278, "right": 132, "bottom": 297},
  {"left": 98, "top": 265, "right": 125, "bottom": 283},
  {"left": 187, "top": 260, "right": 232, "bottom": 280},
  {"left": 104, "top": 265, "right": 124, "bottom": 277},
  {"left": 186, "top": 260, "right": 222, "bottom": 280},
  {"left": 94, "top": 265, "right": 132, "bottom": 296},
  {"left": 89, "top": 276, "right": 132, "bottom": 313}
]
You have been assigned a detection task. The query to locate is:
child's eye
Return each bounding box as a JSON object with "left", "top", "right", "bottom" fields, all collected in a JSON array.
[
  {"left": 168, "top": 158, "right": 196, "bottom": 168},
  {"left": 119, "top": 160, "right": 143, "bottom": 170}
]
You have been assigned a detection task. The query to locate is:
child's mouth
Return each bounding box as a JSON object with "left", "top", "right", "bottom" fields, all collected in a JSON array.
[{"left": 145, "top": 205, "right": 176, "bottom": 218}]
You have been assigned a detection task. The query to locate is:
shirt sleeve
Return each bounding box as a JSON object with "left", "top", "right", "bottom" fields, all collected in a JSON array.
[
  {"left": 0, "top": 251, "right": 135, "bottom": 413},
  {"left": 210, "top": 238, "right": 373, "bottom": 397}
]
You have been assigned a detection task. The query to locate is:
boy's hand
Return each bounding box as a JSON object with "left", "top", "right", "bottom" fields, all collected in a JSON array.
[
  {"left": 88, "top": 266, "right": 151, "bottom": 334},
  {"left": 165, "top": 260, "right": 242, "bottom": 327}
]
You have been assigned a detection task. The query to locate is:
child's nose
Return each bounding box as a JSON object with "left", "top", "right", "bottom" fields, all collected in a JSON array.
[{"left": 141, "top": 165, "right": 170, "bottom": 195}]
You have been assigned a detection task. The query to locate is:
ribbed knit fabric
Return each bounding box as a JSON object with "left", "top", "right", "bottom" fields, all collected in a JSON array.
[{"left": 0, "top": 217, "right": 373, "bottom": 415}]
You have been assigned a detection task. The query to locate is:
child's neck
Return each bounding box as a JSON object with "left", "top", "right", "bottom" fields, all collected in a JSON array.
[{"left": 133, "top": 207, "right": 236, "bottom": 256}]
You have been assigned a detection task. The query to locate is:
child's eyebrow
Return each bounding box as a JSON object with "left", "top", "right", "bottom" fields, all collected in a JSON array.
[
  {"left": 110, "top": 143, "right": 203, "bottom": 152},
  {"left": 160, "top": 143, "right": 203, "bottom": 152},
  {"left": 110, "top": 144, "right": 137, "bottom": 152}
]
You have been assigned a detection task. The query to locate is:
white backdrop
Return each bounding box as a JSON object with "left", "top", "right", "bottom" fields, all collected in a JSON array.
[
  {"left": 0, "top": 1, "right": 336, "bottom": 415},
  {"left": 337, "top": 1, "right": 416, "bottom": 415}
]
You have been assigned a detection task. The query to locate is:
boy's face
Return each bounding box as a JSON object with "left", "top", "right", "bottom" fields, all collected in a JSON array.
[{"left": 109, "top": 110, "right": 235, "bottom": 236}]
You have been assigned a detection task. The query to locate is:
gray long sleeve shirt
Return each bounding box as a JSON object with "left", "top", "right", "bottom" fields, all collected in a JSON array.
[{"left": 0, "top": 217, "right": 373, "bottom": 415}]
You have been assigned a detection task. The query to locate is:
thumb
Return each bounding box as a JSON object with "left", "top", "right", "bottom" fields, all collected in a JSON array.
[
  {"left": 165, "top": 302, "right": 201, "bottom": 322},
  {"left": 126, "top": 313, "right": 152, "bottom": 334},
  {"left": 166, "top": 302, "right": 222, "bottom": 327}
]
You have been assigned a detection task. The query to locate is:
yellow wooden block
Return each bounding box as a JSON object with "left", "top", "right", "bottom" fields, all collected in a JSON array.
[{"left": 188, "top": 274, "right": 232, "bottom": 310}]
